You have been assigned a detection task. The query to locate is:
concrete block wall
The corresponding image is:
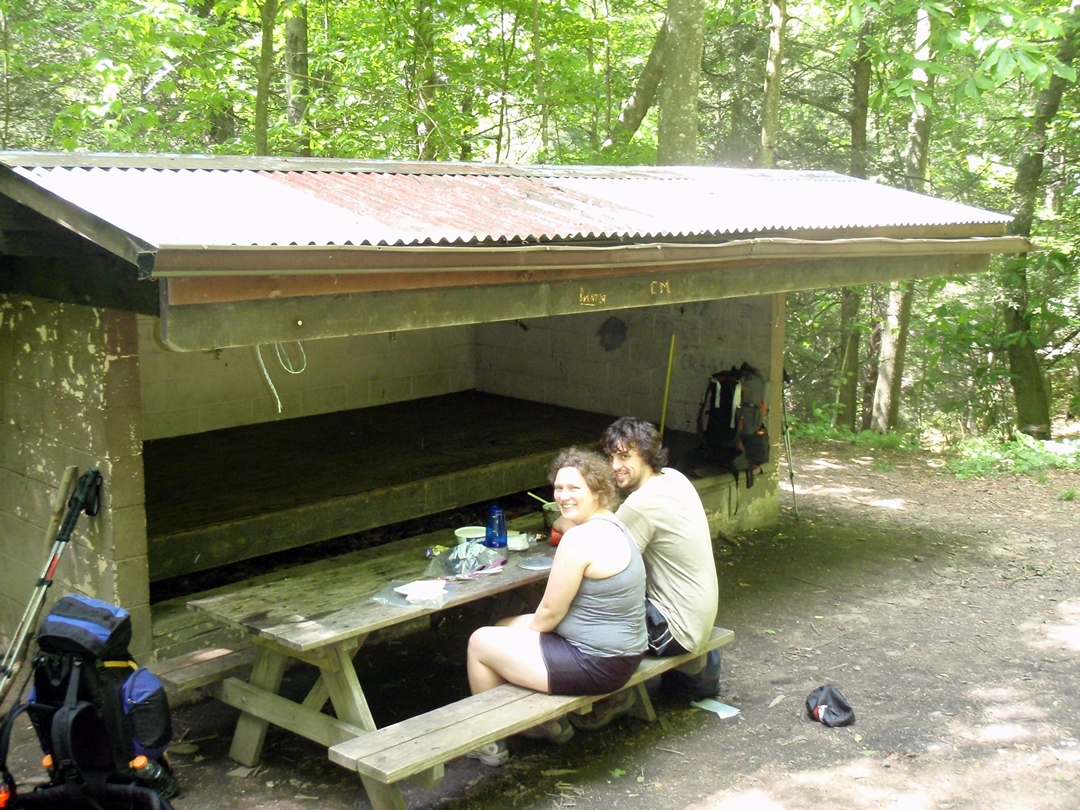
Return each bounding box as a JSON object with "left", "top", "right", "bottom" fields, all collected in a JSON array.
[
  {"left": 138, "top": 317, "right": 476, "bottom": 440},
  {"left": 475, "top": 297, "right": 778, "bottom": 434},
  {"left": 0, "top": 295, "right": 151, "bottom": 656}
]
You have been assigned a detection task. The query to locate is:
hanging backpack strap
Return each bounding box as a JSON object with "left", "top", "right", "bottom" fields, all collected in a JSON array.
[
  {"left": 86, "top": 660, "right": 136, "bottom": 775},
  {"left": 696, "top": 376, "right": 713, "bottom": 443},
  {"left": 49, "top": 656, "right": 86, "bottom": 784}
]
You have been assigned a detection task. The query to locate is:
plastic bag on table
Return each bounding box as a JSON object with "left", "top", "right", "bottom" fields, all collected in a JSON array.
[
  {"left": 370, "top": 579, "right": 459, "bottom": 610},
  {"left": 424, "top": 541, "right": 507, "bottom": 580}
]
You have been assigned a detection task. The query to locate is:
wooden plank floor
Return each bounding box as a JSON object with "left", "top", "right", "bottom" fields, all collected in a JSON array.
[{"left": 144, "top": 391, "right": 616, "bottom": 581}]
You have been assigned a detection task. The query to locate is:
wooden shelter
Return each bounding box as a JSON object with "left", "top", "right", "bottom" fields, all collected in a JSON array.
[{"left": 0, "top": 153, "right": 1029, "bottom": 657}]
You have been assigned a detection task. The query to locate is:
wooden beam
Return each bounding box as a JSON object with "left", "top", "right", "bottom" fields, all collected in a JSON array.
[
  {"left": 161, "top": 253, "right": 991, "bottom": 350},
  {"left": 0, "top": 163, "right": 156, "bottom": 273},
  {"left": 0, "top": 254, "right": 160, "bottom": 315},
  {"left": 211, "top": 676, "right": 369, "bottom": 749},
  {"left": 152, "top": 235, "right": 1017, "bottom": 278}
]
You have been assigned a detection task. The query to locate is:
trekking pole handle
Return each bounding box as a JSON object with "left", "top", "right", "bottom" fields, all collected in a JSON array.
[{"left": 54, "top": 468, "right": 102, "bottom": 545}]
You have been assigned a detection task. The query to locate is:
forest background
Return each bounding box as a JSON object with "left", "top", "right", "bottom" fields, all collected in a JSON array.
[{"left": 5, "top": 0, "right": 1080, "bottom": 473}]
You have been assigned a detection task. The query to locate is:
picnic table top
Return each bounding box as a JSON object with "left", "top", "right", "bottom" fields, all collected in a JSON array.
[{"left": 188, "top": 514, "right": 554, "bottom": 653}]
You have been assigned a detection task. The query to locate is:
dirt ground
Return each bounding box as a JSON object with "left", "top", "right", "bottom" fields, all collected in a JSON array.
[{"left": 6, "top": 439, "right": 1080, "bottom": 809}]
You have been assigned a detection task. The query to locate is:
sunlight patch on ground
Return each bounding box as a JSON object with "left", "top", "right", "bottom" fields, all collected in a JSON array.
[
  {"left": 982, "top": 700, "right": 1049, "bottom": 722},
  {"left": 685, "top": 743, "right": 1080, "bottom": 810},
  {"left": 973, "top": 723, "right": 1033, "bottom": 743},
  {"left": 795, "top": 484, "right": 875, "bottom": 497},
  {"left": 807, "top": 458, "right": 848, "bottom": 470},
  {"left": 1021, "top": 597, "right": 1080, "bottom": 653},
  {"left": 867, "top": 498, "right": 907, "bottom": 510},
  {"left": 700, "top": 790, "right": 784, "bottom": 810}
]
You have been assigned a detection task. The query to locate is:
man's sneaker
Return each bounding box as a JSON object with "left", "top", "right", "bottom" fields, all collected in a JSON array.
[
  {"left": 466, "top": 739, "right": 509, "bottom": 766},
  {"left": 517, "top": 716, "right": 575, "bottom": 744},
  {"left": 568, "top": 689, "right": 637, "bottom": 731}
]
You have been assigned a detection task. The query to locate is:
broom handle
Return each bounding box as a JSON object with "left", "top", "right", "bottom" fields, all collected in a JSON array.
[{"left": 659, "top": 333, "right": 676, "bottom": 439}]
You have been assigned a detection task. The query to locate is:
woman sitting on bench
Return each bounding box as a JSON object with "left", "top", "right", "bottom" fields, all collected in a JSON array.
[{"left": 465, "top": 447, "right": 647, "bottom": 765}]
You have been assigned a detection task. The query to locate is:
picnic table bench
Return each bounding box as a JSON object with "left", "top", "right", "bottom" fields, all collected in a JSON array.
[
  {"left": 183, "top": 514, "right": 734, "bottom": 810},
  {"left": 328, "top": 626, "right": 734, "bottom": 793}
]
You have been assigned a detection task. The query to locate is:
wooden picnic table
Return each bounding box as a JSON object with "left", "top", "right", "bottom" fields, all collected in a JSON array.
[{"left": 187, "top": 514, "right": 553, "bottom": 810}]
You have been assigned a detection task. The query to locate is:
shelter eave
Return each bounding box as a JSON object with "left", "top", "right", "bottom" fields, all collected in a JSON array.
[
  {"left": 0, "top": 163, "right": 157, "bottom": 274},
  {"left": 151, "top": 234, "right": 1030, "bottom": 283},
  {"left": 159, "top": 248, "right": 1011, "bottom": 351}
]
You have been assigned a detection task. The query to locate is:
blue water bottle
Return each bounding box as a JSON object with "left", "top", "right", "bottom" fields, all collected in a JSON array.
[{"left": 485, "top": 505, "right": 507, "bottom": 549}]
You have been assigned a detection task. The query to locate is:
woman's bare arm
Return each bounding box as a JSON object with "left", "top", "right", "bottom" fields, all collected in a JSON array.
[{"left": 529, "top": 532, "right": 589, "bottom": 632}]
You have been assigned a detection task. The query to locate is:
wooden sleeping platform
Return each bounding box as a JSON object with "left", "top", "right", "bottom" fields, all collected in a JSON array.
[{"left": 143, "top": 391, "right": 616, "bottom": 582}]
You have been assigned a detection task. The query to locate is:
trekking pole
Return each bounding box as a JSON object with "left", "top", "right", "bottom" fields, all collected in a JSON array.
[
  {"left": 0, "top": 467, "right": 102, "bottom": 705},
  {"left": 781, "top": 370, "right": 799, "bottom": 521}
]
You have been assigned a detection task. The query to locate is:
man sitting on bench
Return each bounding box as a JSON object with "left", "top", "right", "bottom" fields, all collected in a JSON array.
[{"left": 567, "top": 417, "right": 721, "bottom": 730}]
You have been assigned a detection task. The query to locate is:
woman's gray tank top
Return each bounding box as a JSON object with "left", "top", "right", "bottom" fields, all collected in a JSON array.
[{"left": 554, "top": 516, "right": 647, "bottom": 657}]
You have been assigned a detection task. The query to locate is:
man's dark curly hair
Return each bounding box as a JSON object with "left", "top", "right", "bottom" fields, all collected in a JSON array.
[
  {"left": 600, "top": 416, "right": 668, "bottom": 472},
  {"left": 548, "top": 446, "right": 619, "bottom": 510}
]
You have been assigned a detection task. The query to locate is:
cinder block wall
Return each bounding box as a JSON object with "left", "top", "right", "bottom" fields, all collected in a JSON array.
[
  {"left": 0, "top": 295, "right": 150, "bottom": 656},
  {"left": 475, "top": 295, "right": 785, "bottom": 535},
  {"left": 476, "top": 297, "right": 777, "bottom": 433},
  {"left": 138, "top": 318, "right": 476, "bottom": 440}
]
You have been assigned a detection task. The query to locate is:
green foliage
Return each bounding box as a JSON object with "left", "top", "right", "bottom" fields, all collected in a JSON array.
[
  {"left": 851, "top": 430, "right": 914, "bottom": 449},
  {"left": 947, "top": 433, "right": 1080, "bottom": 479},
  {"left": 787, "top": 409, "right": 914, "bottom": 448}
]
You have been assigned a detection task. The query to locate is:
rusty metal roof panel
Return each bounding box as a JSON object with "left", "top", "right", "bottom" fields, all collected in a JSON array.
[{"left": 4, "top": 158, "right": 1011, "bottom": 249}]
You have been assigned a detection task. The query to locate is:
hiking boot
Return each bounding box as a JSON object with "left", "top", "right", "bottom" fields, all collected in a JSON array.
[
  {"left": 466, "top": 739, "right": 509, "bottom": 766},
  {"left": 568, "top": 689, "right": 637, "bottom": 731},
  {"left": 517, "top": 715, "right": 575, "bottom": 744}
]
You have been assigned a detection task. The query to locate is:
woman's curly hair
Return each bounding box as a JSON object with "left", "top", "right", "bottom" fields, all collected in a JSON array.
[{"left": 548, "top": 446, "right": 618, "bottom": 510}]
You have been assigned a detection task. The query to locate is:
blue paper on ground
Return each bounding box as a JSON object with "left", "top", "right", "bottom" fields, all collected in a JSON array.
[{"left": 691, "top": 698, "right": 741, "bottom": 718}]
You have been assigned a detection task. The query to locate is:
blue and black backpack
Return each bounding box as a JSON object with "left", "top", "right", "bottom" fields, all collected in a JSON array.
[{"left": 0, "top": 595, "right": 176, "bottom": 810}]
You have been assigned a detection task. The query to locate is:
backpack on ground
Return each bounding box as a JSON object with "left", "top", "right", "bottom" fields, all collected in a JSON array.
[
  {"left": 0, "top": 595, "right": 176, "bottom": 810},
  {"left": 694, "top": 362, "right": 770, "bottom": 487}
]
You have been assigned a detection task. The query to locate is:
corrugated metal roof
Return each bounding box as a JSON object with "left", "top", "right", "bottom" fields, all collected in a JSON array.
[{"left": 1, "top": 154, "right": 1010, "bottom": 250}]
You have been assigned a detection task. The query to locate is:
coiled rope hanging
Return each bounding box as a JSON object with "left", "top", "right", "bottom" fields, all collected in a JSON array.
[{"left": 255, "top": 340, "right": 307, "bottom": 413}]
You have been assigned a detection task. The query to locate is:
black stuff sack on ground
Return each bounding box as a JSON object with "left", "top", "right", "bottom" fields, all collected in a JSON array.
[{"left": 806, "top": 684, "right": 855, "bottom": 727}]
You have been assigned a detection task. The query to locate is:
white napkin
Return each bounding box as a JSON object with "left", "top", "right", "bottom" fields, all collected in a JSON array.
[{"left": 394, "top": 580, "right": 448, "bottom": 603}]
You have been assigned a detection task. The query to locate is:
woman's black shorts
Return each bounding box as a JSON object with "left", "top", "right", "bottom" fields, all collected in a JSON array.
[{"left": 539, "top": 632, "right": 643, "bottom": 695}]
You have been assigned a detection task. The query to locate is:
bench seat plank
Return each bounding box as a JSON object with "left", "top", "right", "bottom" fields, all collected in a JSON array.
[
  {"left": 330, "top": 627, "right": 734, "bottom": 784},
  {"left": 149, "top": 645, "right": 257, "bottom": 694}
]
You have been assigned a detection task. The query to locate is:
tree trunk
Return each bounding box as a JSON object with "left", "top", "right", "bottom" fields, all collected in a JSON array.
[
  {"left": 870, "top": 282, "right": 914, "bottom": 432},
  {"left": 835, "top": 288, "right": 862, "bottom": 431},
  {"left": 869, "top": 7, "right": 930, "bottom": 432},
  {"left": 602, "top": 19, "right": 667, "bottom": 151},
  {"left": 532, "top": 0, "right": 548, "bottom": 159},
  {"left": 1001, "top": 10, "right": 1080, "bottom": 439},
  {"left": 414, "top": 0, "right": 438, "bottom": 160},
  {"left": 849, "top": 15, "right": 871, "bottom": 181},
  {"left": 834, "top": 15, "right": 871, "bottom": 432},
  {"left": 860, "top": 317, "right": 881, "bottom": 431},
  {"left": 255, "top": 0, "right": 279, "bottom": 156},
  {"left": 657, "top": 0, "right": 707, "bottom": 165},
  {"left": 758, "top": 0, "right": 786, "bottom": 167},
  {"left": 285, "top": 6, "right": 309, "bottom": 156}
]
